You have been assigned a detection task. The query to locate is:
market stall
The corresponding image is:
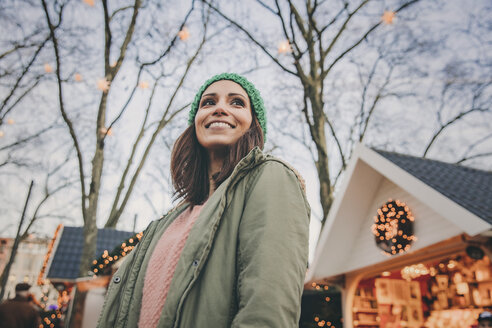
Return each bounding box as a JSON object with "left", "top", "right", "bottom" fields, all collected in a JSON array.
[{"left": 305, "top": 144, "right": 492, "bottom": 328}]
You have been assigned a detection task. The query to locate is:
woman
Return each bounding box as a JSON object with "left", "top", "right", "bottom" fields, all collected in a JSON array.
[{"left": 98, "top": 73, "right": 310, "bottom": 328}]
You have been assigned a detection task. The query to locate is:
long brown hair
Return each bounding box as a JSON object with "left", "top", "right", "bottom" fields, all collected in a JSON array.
[{"left": 171, "top": 116, "right": 264, "bottom": 205}]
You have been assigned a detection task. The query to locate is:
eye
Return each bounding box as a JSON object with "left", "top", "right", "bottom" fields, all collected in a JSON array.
[
  {"left": 231, "top": 98, "right": 245, "bottom": 107},
  {"left": 200, "top": 98, "right": 215, "bottom": 107}
]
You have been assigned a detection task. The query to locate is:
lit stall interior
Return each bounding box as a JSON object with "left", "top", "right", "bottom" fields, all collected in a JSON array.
[{"left": 352, "top": 252, "right": 491, "bottom": 327}]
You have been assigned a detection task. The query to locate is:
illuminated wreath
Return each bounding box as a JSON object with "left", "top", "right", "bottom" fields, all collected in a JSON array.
[{"left": 371, "top": 199, "right": 415, "bottom": 255}]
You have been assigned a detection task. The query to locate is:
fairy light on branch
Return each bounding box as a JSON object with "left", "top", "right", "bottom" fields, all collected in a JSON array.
[
  {"left": 91, "top": 231, "right": 143, "bottom": 275},
  {"left": 278, "top": 40, "right": 292, "bottom": 54},
  {"left": 372, "top": 199, "right": 416, "bottom": 255},
  {"left": 138, "top": 81, "right": 149, "bottom": 89},
  {"left": 74, "top": 73, "right": 82, "bottom": 82},
  {"left": 97, "top": 78, "right": 110, "bottom": 93},
  {"left": 99, "top": 127, "right": 113, "bottom": 137},
  {"left": 44, "top": 64, "right": 53, "bottom": 73},
  {"left": 381, "top": 10, "right": 396, "bottom": 25},
  {"left": 178, "top": 27, "right": 190, "bottom": 41}
]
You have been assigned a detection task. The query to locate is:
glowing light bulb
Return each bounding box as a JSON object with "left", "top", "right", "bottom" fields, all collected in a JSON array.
[
  {"left": 97, "top": 78, "right": 110, "bottom": 92},
  {"left": 138, "top": 81, "right": 149, "bottom": 89},
  {"left": 44, "top": 63, "right": 53, "bottom": 73},
  {"left": 178, "top": 27, "right": 190, "bottom": 41},
  {"left": 278, "top": 40, "right": 292, "bottom": 54},
  {"left": 381, "top": 11, "right": 395, "bottom": 24}
]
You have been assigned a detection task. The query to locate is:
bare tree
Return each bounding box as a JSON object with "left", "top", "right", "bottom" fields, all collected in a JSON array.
[{"left": 37, "top": 0, "right": 211, "bottom": 275}]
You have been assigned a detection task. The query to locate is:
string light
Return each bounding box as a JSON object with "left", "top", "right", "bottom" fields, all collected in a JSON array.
[
  {"left": 309, "top": 282, "right": 336, "bottom": 327},
  {"left": 138, "top": 81, "right": 149, "bottom": 89},
  {"left": 97, "top": 78, "right": 110, "bottom": 92},
  {"left": 447, "top": 260, "right": 458, "bottom": 269},
  {"left": 99, "top": 127, "right": 113, "bottom": 136},
  {"left": 310, "top": 282, "right": 330, "bottom": 291},
  {"left": 0, "top": 131, "right": 4, "bottom": 137},
  {"left": 278, "top": 40, "right": 292, "bottom": 54},
  {"left": 91, "top": 231, "right": 143, "bottom": 275},
  {"left": 7, "top": 118, "right": 14, "bottom": 125},
  {"left": 381, "top": 11, "right": 396, "bottom": 24},
  {"left": 83, "top": 0, "right": 95, "bottom": 6},
  {"left": 40, "top": 308, "right": 64, "bottom": 327},
  {"left": 38, "top": 224, "right": 62, "bottom": 285},
  {"left": 401, "top": 263, "right": 429, "bottom": 281},
  {"left": 178, "top": 27, "right": 190, "bottom": 41},
  {"left": 44, "top": 64, "right": 53, "bottom": 73},
  {"left": 74, "top": 73, "right": 82, "bottom": 82},
  {"left": 372, "top": 199, "right": 415, "bottom": 255}
]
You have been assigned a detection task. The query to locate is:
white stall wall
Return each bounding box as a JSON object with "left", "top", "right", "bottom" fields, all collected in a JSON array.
[{"left": 344, "top": 178, "right": 464, "bottom": 273}]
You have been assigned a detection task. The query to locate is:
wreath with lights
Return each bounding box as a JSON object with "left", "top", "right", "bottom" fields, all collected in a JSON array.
[
  {"left": 371, "top": 199, "right": 415, "bottom": 255},
  {"left": 91, "top": 231, "right": 143, "bottom": 276}
]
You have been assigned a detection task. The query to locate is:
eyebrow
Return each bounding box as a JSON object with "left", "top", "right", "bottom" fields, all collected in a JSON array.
[{"left": 201, "top": 92, "right": 247, "bottom": 99}]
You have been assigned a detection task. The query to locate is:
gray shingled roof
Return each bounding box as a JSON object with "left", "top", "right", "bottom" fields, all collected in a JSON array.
[
  {"left": 374, "top": 149, "right": 492, "bottom": 224},
  {"left": 46, "top": 226, "right": 134, "bottom": 281}
]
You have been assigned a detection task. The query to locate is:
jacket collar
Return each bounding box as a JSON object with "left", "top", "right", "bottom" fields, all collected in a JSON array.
[{"left": 229, "top": 146, "right": 267, "bottom": 177}]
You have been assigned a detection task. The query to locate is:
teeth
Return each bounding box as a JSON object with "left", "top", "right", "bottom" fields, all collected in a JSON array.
[{"left": 209, "top": 122, "right": 232, "bottom": 128}]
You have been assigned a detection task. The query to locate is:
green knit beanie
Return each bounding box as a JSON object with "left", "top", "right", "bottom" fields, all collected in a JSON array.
[{"left": 188, "top": 73, "right": 267, "bottom": 140}]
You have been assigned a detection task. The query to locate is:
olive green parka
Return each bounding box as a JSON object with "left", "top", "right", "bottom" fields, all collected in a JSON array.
[{"left": 97, "top": 148, "right": 310, "bottom": 328}]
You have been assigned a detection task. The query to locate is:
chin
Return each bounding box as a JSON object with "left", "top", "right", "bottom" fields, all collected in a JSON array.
[{"left": 200, "top": 137, "right": 240, "bottom": 151}]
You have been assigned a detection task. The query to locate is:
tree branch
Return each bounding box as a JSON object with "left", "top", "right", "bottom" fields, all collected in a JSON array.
[
  {"left": 0, "top": 123, "right": 56, "bottom": 151},
  {"left": 202, "top": 0, "right": 297, "bottom": 76},
  {"left": 0, "top": 35, "right": 50, "bottom": 116},
  {"left": 322, "top": 0, "right": 421, "bottom": 79},
  {"left": 455, "top": 152, "right": 492, "bottom": 165},
  {"left": 423, "top": 107, "right": 489, "bottom": 157},
  {"left": 41, "top": 0, "right": 87, "bottom": 220},
  {"left": 323, "top": 111, "right": 346, "bottom": 169}
]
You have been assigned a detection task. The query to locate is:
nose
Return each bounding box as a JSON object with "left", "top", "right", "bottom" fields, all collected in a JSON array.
[{"left": 212, "top": 101, "right": 229, "bottom": 116}]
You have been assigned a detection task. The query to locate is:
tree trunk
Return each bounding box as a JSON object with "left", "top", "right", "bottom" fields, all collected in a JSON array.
[
  {"left": 312, "top": 111, "right": 333, "bottom": 223},
  {"left": 304, "top": 81, "right": 334, "bottom": 224},
  {"left": 78, "top": 90, "right": 108, "bottom": 277},
  {"left": 78, "top": 217, "right": 98, "bottom": 277}
]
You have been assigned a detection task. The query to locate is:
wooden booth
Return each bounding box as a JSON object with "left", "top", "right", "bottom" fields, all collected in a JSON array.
[{"left": 306, "top": 144, "right": 492, "bottom": 328}]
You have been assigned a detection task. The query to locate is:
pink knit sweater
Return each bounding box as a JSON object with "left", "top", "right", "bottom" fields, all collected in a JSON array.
[{"left": 138, "top": 204, "right": 205, "bottom": 328}]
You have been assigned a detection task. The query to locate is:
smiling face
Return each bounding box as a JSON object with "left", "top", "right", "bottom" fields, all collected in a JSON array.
[{"left": 195, "top": 80, "right": 253, "bottom": 154}]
